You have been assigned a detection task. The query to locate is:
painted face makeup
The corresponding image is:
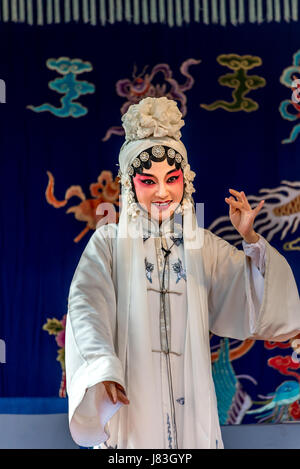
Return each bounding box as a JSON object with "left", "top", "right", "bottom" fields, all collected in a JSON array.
[{"left": 132, "top": 158, "right": 184, "bottom": 223}]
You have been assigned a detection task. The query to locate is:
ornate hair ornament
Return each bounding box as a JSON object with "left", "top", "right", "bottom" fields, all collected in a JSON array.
[{"left": 152, "top": 145, "right": 165, "bottom": 158}]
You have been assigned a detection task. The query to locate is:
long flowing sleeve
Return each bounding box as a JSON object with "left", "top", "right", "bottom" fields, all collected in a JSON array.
[
  {"left": 242, "top": 236, "right": 266, "bottom": 276},
  {"left": 65, "top": 224, "right": 125, "bottom": 447},
  {"left": 205, "top": 229, "right": 300, "bottom": 341}
]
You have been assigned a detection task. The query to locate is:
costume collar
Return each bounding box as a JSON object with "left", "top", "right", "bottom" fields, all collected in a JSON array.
[{"left": 139, "top": 207, "right": 183, "bottom": 239}]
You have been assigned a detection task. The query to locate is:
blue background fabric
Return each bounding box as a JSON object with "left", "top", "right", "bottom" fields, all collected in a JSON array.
[{"left": 0, "top": 0, "right": 299, "bottom": 425}]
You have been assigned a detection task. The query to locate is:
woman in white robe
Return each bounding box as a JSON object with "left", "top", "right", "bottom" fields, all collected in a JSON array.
[{"left": 65, "top": 97, "right": 300, "bottom": 449}]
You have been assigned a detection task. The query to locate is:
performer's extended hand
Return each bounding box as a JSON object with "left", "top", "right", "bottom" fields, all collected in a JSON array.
[
  {"left": 102, "top": 381, "right": 130, "bottom": 405},
  {"left": 225, "top": 188, "right": 264, "bottom": 243}
]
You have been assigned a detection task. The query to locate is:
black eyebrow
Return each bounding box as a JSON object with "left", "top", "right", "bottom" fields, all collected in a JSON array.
[{"left": 138, "top": 169, "right": 179, "bottom": 178}]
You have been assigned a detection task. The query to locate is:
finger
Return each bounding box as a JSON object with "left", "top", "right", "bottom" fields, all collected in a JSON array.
[
  {"left": 253, "top": 200, "right": 265, "bottom": 215},
  {"left": 225, "top": 196, "right": 236, "bottom": 212},
  {"left": 228, "top": 196, "right": 237, "bottom": 212},
  {"left": 225, "top": 197, "right": 243, "bottom": 209},
  {"left": 103, "top": 382, "right": 114, "bottom": 404},
  {"left": 240, "top": 191, "right": 251, "bottom": 210},
  {"left": 115, "top": 383, "right": 125, "bottom": 391},
  {"left": 104, "top": 382, "right": 117, "bottom": 404},
  {"left": 115, "top": 383, "right": 128, "bottom": 396},
  {"left": 117, "top": 389, "right": 130, "bottom": 405},
  {"left": 225, "top": 196, "right": 235, "bottom": 204},
  {"left": 114, "top": 383, "right": 129, "bottom": 400},
  {"left": 229, "top": 188, "right": 243, "bottom": 202},
  {"left": 109, "top": 383, "right": 117, "bottom": 404}
]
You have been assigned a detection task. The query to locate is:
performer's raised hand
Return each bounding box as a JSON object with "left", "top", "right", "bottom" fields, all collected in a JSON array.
[
  {"left": 225, "top": 188, "right": 264, "bottom": 243},
  {"left": 102, "top": 381, "right": 130, "bottom": 405}
]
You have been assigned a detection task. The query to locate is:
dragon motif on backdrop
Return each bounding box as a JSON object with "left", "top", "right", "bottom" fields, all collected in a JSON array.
[
  {"left": 102, "top": 58, "right": 200, "bottom": 141},
  {"left": 45, "top": 170, "right": 120, "bottom": 243}
]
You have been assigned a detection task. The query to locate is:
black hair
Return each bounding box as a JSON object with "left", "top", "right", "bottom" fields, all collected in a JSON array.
[{"left": 132, "top": 145, "right": 182, "bottom": 175}]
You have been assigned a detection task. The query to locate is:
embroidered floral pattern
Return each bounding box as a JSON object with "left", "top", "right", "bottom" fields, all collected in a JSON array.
[
  {"left": 172, "top": 258, "right": 186, "bottom": 283},
  {"left": 166, "top": 413, "right": 173, "bottom": 449},
  {"left": 171, "top": 235, "right": 183, "bottom": 246},
  {"left": 145, "top": 257, "right": 154, "bottom": 283},
  {"left": 176, "top": 397, "right": 185, "bottom": 405}
]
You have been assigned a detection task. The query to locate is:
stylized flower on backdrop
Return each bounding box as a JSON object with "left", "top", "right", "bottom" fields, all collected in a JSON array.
[{"left": 55, "top": 315, "right": 66, "bottom": 348}]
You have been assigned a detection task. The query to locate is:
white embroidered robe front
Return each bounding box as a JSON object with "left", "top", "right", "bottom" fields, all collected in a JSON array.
[{"left": 65, "top": 217, "right": 300, "bottom": 449}]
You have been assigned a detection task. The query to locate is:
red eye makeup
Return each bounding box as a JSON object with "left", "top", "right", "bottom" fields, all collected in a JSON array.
[
  {"left": 133, "top": 174, "right": 156, "bottom": 187},
  {"left": 134, "top": 169, "right": 182, "bottom": 186},
  {"left": 167, "top": 170, "right": 182, "bottom": 183}
]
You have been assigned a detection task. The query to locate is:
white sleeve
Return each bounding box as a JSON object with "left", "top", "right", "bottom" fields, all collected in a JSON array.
[
  {"left": 65, "top": 224, "right": 125, "bottom": 448},
  {"left": 206, "top": 230, "right": 300, "bottom": 342}
]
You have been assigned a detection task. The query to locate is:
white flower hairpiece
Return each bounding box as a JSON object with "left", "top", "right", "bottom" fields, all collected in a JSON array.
[
  {"left": 183, "top": 164, "right": 196, "bottom": 198},
  {"left": 121, "top": 97, "right": 185, "bottom": 142}
]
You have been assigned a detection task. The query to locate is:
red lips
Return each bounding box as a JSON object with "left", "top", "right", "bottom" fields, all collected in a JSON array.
[{"left": 152, "top": 200, "right": 172, "bottom": 204}]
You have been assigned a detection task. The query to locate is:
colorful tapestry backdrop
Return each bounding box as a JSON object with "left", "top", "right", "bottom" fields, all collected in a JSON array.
[{"left": 0, "top": 0, "right": 300, "bottom": 426}]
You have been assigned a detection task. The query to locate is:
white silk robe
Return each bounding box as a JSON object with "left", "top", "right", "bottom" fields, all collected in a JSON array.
[{"left": 65, "top": 218, "right": 300, "bottom": 449}]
